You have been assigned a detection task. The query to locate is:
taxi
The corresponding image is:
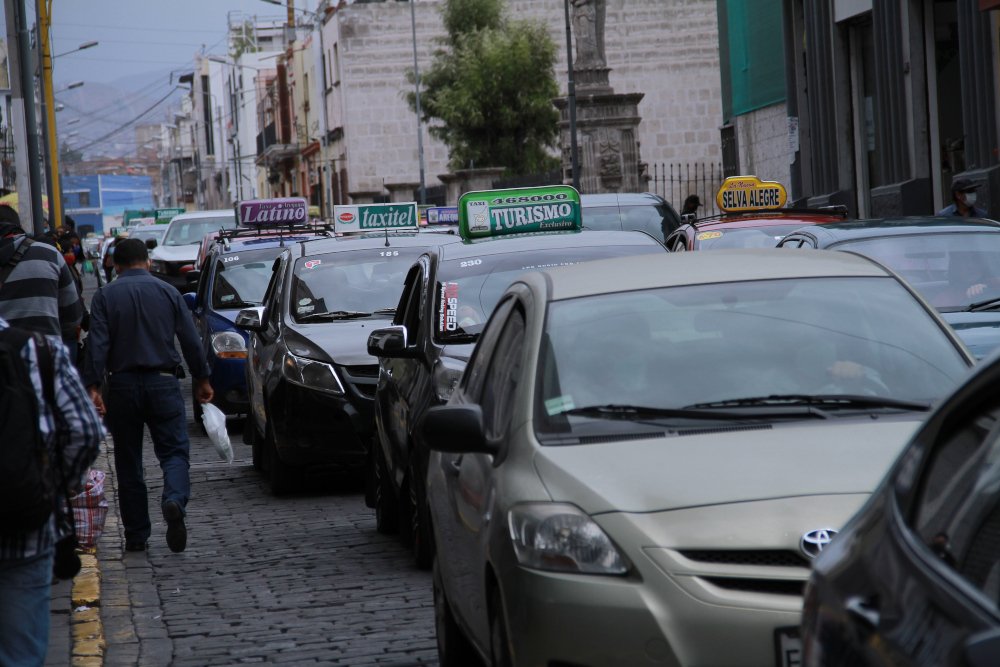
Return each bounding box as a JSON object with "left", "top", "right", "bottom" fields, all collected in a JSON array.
[
  {"left": 366, "top": 185, "right": 667, "bottom": 568},
  {"left": 665, "top": 176, "right": 848, "bottom": 251},
  {"left": 419, "top": 249, "right": 973, "bottom": 667},
  {"left": 182, "top": 214, "right": 331, "bottom": 424},
  {"left": 235, "top": 199, "right": 461, "bottom": 494},
  {"left": 149, "top": 209, "right": 238, "bottom": 290}
]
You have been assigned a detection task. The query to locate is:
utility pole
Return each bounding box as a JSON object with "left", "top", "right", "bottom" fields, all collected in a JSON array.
[
  {"left": 4, "top": 0, "right": 32, "bottom": 226},
  {"left": 37, "top": 0, "right": 62, "bottom": 228},
  {"left": 409, "top": 0, "right": 426, "bottom": 205},
  {"left": 563, "top": 0, "right": 580, "bottom": 191},
  {"left": 10, "top": 0, "right": 44, "bottom": 233}
]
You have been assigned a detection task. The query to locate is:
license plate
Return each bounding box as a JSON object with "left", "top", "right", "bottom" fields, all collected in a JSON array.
[{"left": 774, "top": 626, "right": 802, "bottom": 667}]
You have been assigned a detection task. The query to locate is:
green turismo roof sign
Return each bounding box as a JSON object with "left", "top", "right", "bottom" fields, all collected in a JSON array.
[{"left": 458, "top": 185, "right": 582, "bottom": 240}]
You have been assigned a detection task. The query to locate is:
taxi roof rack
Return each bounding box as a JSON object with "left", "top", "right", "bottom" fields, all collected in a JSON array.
[
  {"left": 216, "top": 223, "right": 335, "bottom": 243},
  {"left": 691, "top": 205, "right": 849, "bottom": 227}
]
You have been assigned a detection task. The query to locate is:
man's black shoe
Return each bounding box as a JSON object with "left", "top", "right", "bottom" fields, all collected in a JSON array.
[
  {"left": 125, "top": 541, "right": 147, "bottom": 552},
  {"left": 163, "top": 500, "right": 187, "bottom": 553}
]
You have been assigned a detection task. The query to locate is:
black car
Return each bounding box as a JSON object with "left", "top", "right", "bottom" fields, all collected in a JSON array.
[
  {"left": 801, "top": 349, "right": 1000, "bottom": 667},
  {"left": 367, "top": 229, "right": 666, "bottom": 567},
  {"left": 581, "top": 192, "right": 681, "bottom": 243},
  {"left": 235, "top": 231, "right": 461, "bottom": 494},
  {"left": 778, "top": 217, "right": 1000, "bottom": 359}
]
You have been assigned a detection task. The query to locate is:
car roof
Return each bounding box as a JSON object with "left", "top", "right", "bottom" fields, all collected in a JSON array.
[
  {"left": 170, "top": 209, "right": 236, "bottom": 222},
  {"left": 581, "top": 192, "right": 667, "bottom": 207},
  {"left": 294, "top": 231, "right": 462, "bottom": 257},
  {"left": 211, "top": 234, "right": 326, "bottom": 255},
  {"left": 792, "top": 216, "right": 1000, "bottom": 244},
  {"left": 537, "top": 248, "right": 891, "bottom": 301},
  {"left": 437, "top": 229, "right": 662, "bottom": 261}
]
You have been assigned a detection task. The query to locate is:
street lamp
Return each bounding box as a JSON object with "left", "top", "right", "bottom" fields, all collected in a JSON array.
[
  {"left": 56, "top": 81, "right": 85, "bottom": 93},
  {"left": 65, "top": 118, "right": 80, "bottom": 125},
  {"left": 53, "top": 41, "right": 98, "bottom": 59}
]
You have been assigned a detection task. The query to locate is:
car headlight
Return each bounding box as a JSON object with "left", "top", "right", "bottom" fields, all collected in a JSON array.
[
  {"left": 210, "top": 331, "right": 247, "bottom": 359},
  {"left": 282, "top": 352, "right": 345, "bottom": 395},
  {"left": 150, "top": 260, "right": 165, "bottom": 273},
  {"left": 434, "top": 357, "right": 465, "bottom": 401},
  {"left": 508, "top": 503, "right": 630, "bottom": 575}
]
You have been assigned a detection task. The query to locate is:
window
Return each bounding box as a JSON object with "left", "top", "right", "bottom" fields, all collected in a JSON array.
[
  {"left": 479, "top": 308, "right": 526, "bottom": 440},
  {"left": 912, "top": 403, "right": 1000, "bottom": 606},
  {"left": 462, "top": 299, "right": 515, "bottom": 401}
]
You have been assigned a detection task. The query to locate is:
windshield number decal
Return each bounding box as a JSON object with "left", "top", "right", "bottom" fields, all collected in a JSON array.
[
  {"left": 380, "top": 250, "right": 399, "bottom": 257},
  {"left": 459, "top": 258, "right": 482, "bottom": 269},
  {"left": 222, "top": 255, "right": 240, "bottom": 263}
]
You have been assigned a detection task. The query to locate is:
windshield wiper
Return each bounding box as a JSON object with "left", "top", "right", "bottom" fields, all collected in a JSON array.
[
  {"left": 440, "top": 332, "right": 478, "bottom": 344},
  {"left": 218, "top": 300, "right": 258, "bottom": 309},
  {"left": 966, "top": 296, "right": 1000, "bottom": 312},
  {"left": 373, "top": 307, "right": 397, "bottom": 315},
  {"left": 685, "top": 394, "right": 930, "bottom": 412},
  {"left": 561, "top": 403, "right": 793, "bottom": 421},
  {"left": 297, "top": 310, "right": 372, "bottom": 321}
]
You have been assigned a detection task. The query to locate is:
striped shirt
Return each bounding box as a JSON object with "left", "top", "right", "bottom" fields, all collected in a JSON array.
[
  {"left": 0, "top": 235, "right": 84, "bottom": 337},
  {"left": 0, "top": 319, "right": 103, "bottom": 561}
]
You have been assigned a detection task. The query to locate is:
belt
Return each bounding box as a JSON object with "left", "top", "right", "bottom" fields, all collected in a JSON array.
[{"left": 111, "top": 366, "right": 179, "bottom": 377}]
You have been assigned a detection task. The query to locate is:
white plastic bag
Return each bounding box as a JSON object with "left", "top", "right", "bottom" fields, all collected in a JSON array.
[{"left": 201, "top": 403, "right": 234, "bottom": 464}]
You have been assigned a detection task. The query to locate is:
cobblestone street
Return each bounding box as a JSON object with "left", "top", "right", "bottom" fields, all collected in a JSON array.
[{"left": 50, "top": 333, "right": 439, "bottom": 665}]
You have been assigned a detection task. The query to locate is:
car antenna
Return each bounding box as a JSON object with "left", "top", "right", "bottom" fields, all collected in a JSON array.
[{"left": 384, "top": 228, "right": 390, "bottom": 247}]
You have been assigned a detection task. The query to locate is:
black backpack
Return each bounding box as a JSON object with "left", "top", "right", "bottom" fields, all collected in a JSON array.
[{"left": 0, "top": 326, "right": 56, "bottom": 534}]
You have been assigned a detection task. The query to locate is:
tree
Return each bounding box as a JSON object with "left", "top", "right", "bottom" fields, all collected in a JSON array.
[{"left": 408, "top": 0, "right": 560, "bottom": 175}]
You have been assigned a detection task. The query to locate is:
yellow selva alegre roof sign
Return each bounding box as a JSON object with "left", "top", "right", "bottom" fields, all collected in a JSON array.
[{"left": 716, "top": 176, "right": 788, "bottom": 213}]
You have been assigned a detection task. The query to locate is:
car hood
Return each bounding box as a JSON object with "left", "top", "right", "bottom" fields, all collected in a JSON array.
[
  {"left": 533, "top": 417, "right": 922, "bottom": 515},
  {"left": 941, "top": 311, "right": 1000, "bottom": 360},
  {"left": 150, "top": 244, "right": 197, "bottom": 263},
  {"left": 287, "top": 318, "right": 394, "bottom": 367}
]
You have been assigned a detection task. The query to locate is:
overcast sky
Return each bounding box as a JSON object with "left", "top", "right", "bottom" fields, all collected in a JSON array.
[{"left": 49, "top": 0, "right": 307, "bottom": 86}]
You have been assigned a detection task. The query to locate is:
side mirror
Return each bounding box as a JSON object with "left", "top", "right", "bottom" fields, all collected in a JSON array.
[
  {"left": 419, "top": 404, "right": 496, "bottom": 455},
  {"left": 234, "top": 306, "right": 266, "bottom": 332},
  {"left": 185, "top": 269, "right": 201, "bottom": 286},
  {"left": 367, "top": 325, "right": 418, "bottom": 359},
  {"left": 182, "top": 292, "right": 198, "bottom": 312},
  {"left": 966, "top": 628, "right": 1000, "bottom": 667},
  {"left": 145, "top": 238, "right": 158, "bottom": 250}
]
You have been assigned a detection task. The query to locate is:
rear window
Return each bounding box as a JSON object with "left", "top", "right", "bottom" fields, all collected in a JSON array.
[
  {"left": 697, "top": 224, "right": 808, "bottom": 249},
  {"left": 582, "top": 203, "right": 676, "bottom": 242},
  {"left": 164, "top": 216, "right": 237, "bottom": 246}
]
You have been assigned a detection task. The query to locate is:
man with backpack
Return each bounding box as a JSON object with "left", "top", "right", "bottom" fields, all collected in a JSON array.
[{"left": 0, "top": 318, "right": 102, "bottom": 667}]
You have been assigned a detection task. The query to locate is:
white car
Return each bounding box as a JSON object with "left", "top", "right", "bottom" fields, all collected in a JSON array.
[
  {"left": 148, "top": 210, "right": 237, "bottom": 290},
  {"left": 421, "top": 249, "right": 974, "bottom": 667}
]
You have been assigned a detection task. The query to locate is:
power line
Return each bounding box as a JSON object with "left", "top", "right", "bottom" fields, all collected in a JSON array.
[{"left": 76, "top": 86, "right": 181, "bottom": 151}]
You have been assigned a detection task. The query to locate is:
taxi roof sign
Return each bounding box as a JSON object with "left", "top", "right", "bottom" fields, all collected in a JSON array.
[
  {"left": 333, "top": 202, "right": 419, "bottom": 233},
  {"left": 716, "top": 176, "right": 788, "bottom": 213},
  {"left": 237, "top": 197, "right": 309, "bottom": 226},
  {"left": 155, "top": 207, "right": 185, "bottom": 223},
  {"left": 458, "top": 185, "right": 582, "bottom": 240}
]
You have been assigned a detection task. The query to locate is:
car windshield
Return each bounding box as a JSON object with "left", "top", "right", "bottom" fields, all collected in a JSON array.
[
  {"left": 289, "top": 247, "right": 425, "bottom": 322},
  {"left": 582, "top": 203, "right": 671, "bottom": 242},
  {"left": 129, "top": 228, "right": 165, "bottom": 242},
  {"left": 536, "top": 277, "right": 969, "bottom": 435},
  {"left": 163, "top": 217, "right": 237, "bottom": 246},
  {"left": 211, "top": 249, "right": 281, "bottom": 310},
  {"left": 697, "top": 223, "right": 807, "bottom": 249},
  {"left": 434, "top": 244, "right": 661, "bottom": 342},
  {"left": 833, "top": 233, "right": 1000, "bottom": 311}
]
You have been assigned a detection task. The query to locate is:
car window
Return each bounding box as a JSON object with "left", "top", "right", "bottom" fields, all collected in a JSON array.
[
  {"left": 697, "top": 224, "right": 809, "bottom": 250},
  {"left": 163, "top": 216, "right": 237, "bottom": 246},
  {"left": 480, "top": 307, "right": 526, "bottom": 440},
  {"left": 832, "top": 232, "right": 1000, "bottom": 311},
  {"left": 264, "top": 256, "right": 287, "bottom": 334},
  {"left": 211, "top": 251, "right": 278, "bottom": 309},
  {"left": 535, "top": 276, "right": 970, "bottom": 436},
  {"left": 394, "top": 264, "right": 423, "bottom": 331},
  {"left": 433, "top": 243, "right": 661, "bottom": 343},
  {"left": 195, "top": 256, "right": 211, "bottom": 305},
  {"left": 911, "top": 403, "right": 1000, "bottom": 606},
  {"left": 461, "top": 298, "right": 515, "bottom": 400}
]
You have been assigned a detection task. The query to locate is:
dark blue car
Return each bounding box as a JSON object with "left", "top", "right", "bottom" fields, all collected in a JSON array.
[
  {"left": 183, "top": 228, "right": 329, "bottom": 424},
  {"left": 778, "top": 217, "right": 1000, "bottom": 359}
]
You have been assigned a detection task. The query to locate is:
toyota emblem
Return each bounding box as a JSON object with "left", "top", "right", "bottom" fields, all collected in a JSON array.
[{"left": 800, "top": 528, "right": 838, "bottom": 559}]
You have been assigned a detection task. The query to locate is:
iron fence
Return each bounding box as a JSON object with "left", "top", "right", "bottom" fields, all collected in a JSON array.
[{"left": 649, "top": 162, "right": 725, "bottom": 218}]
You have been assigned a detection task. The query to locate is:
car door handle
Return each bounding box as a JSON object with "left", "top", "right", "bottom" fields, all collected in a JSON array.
[
  {"left": 445, "top": 455, "right": 463, "bottom": 477},
  {"left": 845, "top": 595, "right": 880, "bottom": 630}
]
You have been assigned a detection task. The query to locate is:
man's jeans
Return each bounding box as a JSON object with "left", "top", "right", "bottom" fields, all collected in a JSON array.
[
  {"left": 0, "top": 550, "right": 54, "bottom": 667},
  {"left": 107, "top": 372, "right": 191, "bottom": 544}
]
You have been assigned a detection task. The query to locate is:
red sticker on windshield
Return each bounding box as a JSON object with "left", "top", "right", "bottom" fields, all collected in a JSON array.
[
  {"left": 438, "top": 282, "right": 459, "bottom": 332},
  {"left": 304, "top": 259, "right": 321, "bottom": 269}
]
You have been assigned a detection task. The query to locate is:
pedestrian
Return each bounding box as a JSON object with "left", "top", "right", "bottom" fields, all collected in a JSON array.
[
  {"left": 938, "top": 178, "right": 988, "bottom": 218},
  {"left": 83, "top": 238, "right": 214, "bottom": 553},
  {"left": 681, "top": 194, "right": 702, "bottom": 219},
  {"left": 101, "top": 235, "right": 121, "bottom": 283},
  {"left": 0, "top": 204, "right": 84, "bottom": 343},
  {"left": 0, "top": 318, "right": 102, "bottom": 667}
]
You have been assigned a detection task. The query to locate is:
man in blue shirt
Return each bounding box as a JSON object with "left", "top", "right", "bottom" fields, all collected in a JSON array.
[
  {"left": 938, "top": 178, "right": 988, "bottom": 218},
  {"left": 84, "top": 238, "right": 213, "bottom": 553}
]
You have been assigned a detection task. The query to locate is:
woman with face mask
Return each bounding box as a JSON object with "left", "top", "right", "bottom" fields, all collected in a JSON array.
[{"left": 938, "top": 178, "right": 989, "bottom": 218}]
